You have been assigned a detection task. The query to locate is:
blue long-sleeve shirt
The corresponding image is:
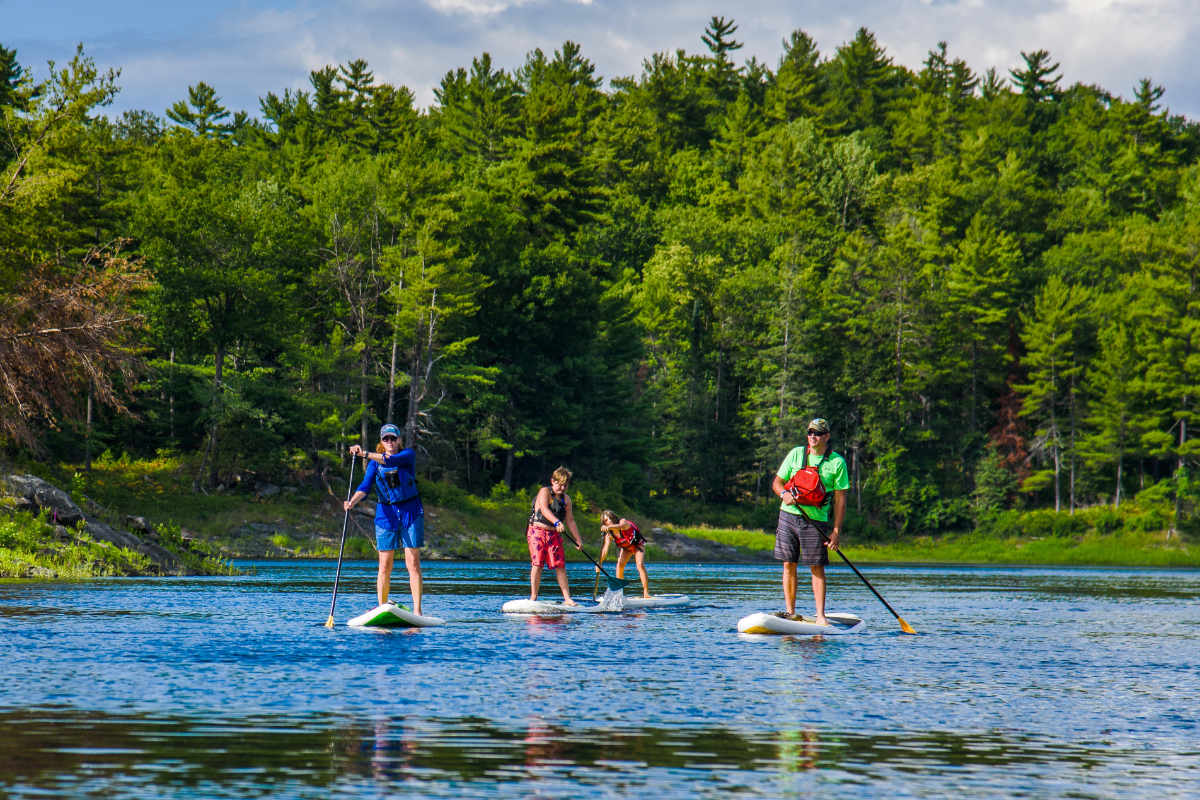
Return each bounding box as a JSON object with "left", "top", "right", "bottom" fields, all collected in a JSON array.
[{"left": 356, "top": 449, "right": 423, "bottom": 530}]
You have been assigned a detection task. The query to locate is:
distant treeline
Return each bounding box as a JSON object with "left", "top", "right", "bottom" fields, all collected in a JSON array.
[{"left": 2, "top": 18, "right": 1198, "bottom": 535}]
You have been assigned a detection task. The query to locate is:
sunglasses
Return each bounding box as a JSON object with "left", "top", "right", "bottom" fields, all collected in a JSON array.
[
  {"left": 806, "top": 430, "right": 827, "bottom": 437},
  {"left": 382, "top": 435, "right": 398, "bottom": 442}
]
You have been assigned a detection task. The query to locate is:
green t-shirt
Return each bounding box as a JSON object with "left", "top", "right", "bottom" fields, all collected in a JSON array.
[{"left": 775, "top": 446, "right": 850, "bottom": 522}]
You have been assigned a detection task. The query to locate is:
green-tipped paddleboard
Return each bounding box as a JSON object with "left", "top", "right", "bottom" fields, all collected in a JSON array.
[{"left": 347, "top": 602, "right": 445, "bottom": 628}]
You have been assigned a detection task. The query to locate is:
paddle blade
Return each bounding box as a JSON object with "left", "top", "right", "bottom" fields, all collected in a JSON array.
[
  {"left": 898, "top": 616, "right": 917, "bottom": 635},
  {"left": 324, "top": 616, "right": 335, "bottom": 629}
]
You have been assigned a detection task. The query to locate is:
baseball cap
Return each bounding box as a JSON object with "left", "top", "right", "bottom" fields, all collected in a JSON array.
[
  {"left": 807, "top": 418, "right": 830, "bottom": 433},
  {"left": 379, "top": 423, "right": 401, "bottom": 439}
]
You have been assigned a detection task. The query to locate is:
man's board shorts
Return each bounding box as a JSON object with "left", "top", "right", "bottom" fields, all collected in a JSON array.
[
  {"left": 376, "top": 515, "right": 424, "bottom": 551},
  {"left": 773, "top": 510, "right": 829, "bottom": 566},
  {"left": 527, "top": 525, "right": 566, "bottom": 568}
]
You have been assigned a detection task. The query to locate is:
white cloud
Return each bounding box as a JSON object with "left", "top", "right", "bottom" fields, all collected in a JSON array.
[{"left": 423, "top": 0, "right": 536, "bottom": 15}]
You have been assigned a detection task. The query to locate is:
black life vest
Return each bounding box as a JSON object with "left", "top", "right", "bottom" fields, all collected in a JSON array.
[{"left": 529, "top": 487, "right": 568, "bottom": 527}]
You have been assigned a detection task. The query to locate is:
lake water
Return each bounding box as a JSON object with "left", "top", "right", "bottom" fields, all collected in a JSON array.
[{"left": 2, "top": 560, "right": 1198, "bottom": 798}]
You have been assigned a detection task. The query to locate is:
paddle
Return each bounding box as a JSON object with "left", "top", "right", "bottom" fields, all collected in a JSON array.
[
  {"left": 592, "top": 529, "right": 604, "bottom": 600},
  {"left": 324, "top": 455, "right": 358, "bottom": 629},
  {"left": 825, "top": 534, "right": 916, "bottom": 634},
  {"left": 572, "top": 538, "right": 630, "bottom": 591}
]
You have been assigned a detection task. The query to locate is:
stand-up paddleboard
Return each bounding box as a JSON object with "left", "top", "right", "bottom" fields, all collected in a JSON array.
[
  {"left": 501, "top": 599, "right": 609, "bottom": 614},
  {"left": 737, "top": 611, "right": 865, "bottom": 635},
  {"left": 623, "top": 594, "right": 690, "bottom": 608},
  {"left": 347, "top": 602, "right": 445, "bottom": 628},
  {"left": 502, "top": 593, "right": 691, "bottom": 614}
]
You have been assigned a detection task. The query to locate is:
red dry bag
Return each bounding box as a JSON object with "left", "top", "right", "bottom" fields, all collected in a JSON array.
[{"left": 783, "top": 447, "right": 829, "bottom": 506}]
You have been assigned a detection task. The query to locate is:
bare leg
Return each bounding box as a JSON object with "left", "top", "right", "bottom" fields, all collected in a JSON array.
[
  {"left": 530, "top": 564, "right": 543, "bottom": 601},
  {"left": 555, "top": 565, "right": 575, "bottom": 604},
  {"left": 633, "top": 550, "right": 650, "bottom": 598},
  {"left": 811, "top": 564, "right": 827, "bottom": 625},
  {"left": 377, "top": 550, "right": 395, "bottom": 605},
  {"left": 782, "top": 561, "right": 798, "bottom": 616},
  {"left": 615, "top": 548, "right": 629, "bottom": 578},
  {"left": 404, "top": 547, "right": 423, "bottom": 615}
]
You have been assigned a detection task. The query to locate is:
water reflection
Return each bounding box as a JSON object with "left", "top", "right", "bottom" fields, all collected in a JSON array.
[{"left": 1, "top": 708, "right": 1190, "bottom": 798}]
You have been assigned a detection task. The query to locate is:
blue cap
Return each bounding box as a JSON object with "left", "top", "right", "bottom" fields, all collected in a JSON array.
[{"left": 380, "top": 423, "right": 401, "bottom": 439}]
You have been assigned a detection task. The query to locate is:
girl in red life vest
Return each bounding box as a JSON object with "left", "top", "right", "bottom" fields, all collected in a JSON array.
[{"left": 597, "top": 509, "right": 650, "bottom": 598}]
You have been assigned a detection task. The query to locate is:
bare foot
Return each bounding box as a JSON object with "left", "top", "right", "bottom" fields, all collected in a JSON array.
[
  {"left": 815, "top": 616, "right": 830, "bottom": 626},
  {"left": 642, "top": 594, "right": 652, "bottom": 599},
  {"left": 562, "top": 598, "right": 578, "bottom": 606}
]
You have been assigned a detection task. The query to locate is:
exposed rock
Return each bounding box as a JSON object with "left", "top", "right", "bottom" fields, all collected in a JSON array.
[
  {"left": 85, "top": 519, "right": 183, "bottom": 572},
  {"left": 255, "top": 482, "right": 281, "bottom": 499},
  {"left": 1, "top": 472, "right": 214, "bottom": 576},
  {"left": 1, "top": 474, "right": 86, "bottom": 526},
  {"left": 125, "top": 515, "right": 153, "bottom": 535}
]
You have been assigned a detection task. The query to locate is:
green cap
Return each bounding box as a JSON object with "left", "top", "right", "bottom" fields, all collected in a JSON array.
[{"left": 807, "top": 418, "right": 830, "bottom": 433}]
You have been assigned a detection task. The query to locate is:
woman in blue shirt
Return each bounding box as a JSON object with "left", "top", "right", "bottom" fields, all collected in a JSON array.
[{"left": 344, "top": 423, "right": 426, "bottom": 615}]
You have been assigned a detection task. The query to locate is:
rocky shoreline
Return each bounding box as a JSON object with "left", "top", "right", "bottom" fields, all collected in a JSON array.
[
  {"left": 1, "top": 473, "right": 771, "bottom": 579},
  {"left": 0, "top": 473, "right": 230, "bottom": 577}
]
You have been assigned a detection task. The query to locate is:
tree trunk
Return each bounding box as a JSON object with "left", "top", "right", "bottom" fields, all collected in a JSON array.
[
  {"left": 359, "top": 348, "right": 370, "bottom": 446},
  {"left": 85, "top": 387, "right": 93, "bottom": 472},
  {"left": 196, "top": 342, "right": 225, "bottom": 491},
  {"left": 387, "top": 323, "right": 399, "bottom": 426},
  {"left": 169, "top": 347, "right": 176, "bottom": 445}
]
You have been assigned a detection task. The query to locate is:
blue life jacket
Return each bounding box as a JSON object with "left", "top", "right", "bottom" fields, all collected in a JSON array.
[{"left": 375, "top": 463, "right": 419, "bottom": 505}]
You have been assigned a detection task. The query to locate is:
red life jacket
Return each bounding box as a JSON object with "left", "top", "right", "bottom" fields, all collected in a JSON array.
[
  {"left": 610, "top": 521, "right": 645, "bottom": 550},
  {"left": 783, "top": 447, "right": 830, "bottom": 507}
]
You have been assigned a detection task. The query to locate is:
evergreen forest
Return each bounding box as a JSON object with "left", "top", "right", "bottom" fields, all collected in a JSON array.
[{"left": 3, "top": 18, "right": 1199, "bottom": 536}]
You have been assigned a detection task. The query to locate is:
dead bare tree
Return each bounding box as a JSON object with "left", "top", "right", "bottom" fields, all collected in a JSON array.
[{"left": 0, "top": 244, "right": 148, "bottom": 449}]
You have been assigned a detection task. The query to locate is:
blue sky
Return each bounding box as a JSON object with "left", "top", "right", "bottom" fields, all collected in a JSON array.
[{"left": 6, "top": 0, "right": 1199, "bottom": 121}]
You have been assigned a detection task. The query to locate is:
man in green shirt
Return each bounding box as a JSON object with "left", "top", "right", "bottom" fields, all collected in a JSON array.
[{"left": 770, "top": 417, "right": 850, "bottom": 625}]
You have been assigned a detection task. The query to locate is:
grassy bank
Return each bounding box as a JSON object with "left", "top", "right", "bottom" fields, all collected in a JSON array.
[
  {"left": 677, "top": 524, "right": 1200, "bottom": 567},
  {"left": 0, "top": 511, "right": 155, "bottom": 578},
  {"left": 6, "top": 454, "right": 1197, "bottom": 571}
]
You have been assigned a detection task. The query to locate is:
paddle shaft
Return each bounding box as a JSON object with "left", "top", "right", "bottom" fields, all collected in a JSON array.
[
  {"left": 574, "top": 539, "right": 626, "bottom": 586},
  {"left": 324, "top": 456, "right": 358, "bottom": 627},
  {"left": 825, "top": 536, "right": 916, "bottom": 634}
]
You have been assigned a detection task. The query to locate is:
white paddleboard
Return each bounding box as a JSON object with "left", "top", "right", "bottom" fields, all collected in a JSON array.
[
  {"left": 623, "top": 594, "right": 690, "bottom": 608},
  {"left": 347, "top": 602, "right": 445, "bottom": 628},
  {"left": 501, "top": 599, "right": 609, "bottom": 614},
  {"left": 737, "top": 611, "right": 865, "bottom": 636}
]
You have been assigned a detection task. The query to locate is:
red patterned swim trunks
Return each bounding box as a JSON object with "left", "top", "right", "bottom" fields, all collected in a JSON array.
[{"left": 526, "top": 525, "right": 565, "bottom": 568}]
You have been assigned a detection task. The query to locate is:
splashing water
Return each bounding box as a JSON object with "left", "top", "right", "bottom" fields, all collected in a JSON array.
[{"left": 595, "top": 586, "right": 626, "bottom": 611}]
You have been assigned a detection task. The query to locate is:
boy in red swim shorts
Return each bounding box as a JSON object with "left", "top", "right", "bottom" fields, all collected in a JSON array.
[{"left": 526, "top": 466, "right": 583, "bottom": 602}]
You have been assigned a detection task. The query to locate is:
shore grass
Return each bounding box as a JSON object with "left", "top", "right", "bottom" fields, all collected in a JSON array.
[
  {"left": 0, "top": 510, "right": 156, "bottom": 578},
  {"left": 847, "top": 529, "right": 1200, "bottom": 566},
  {"left": 681, "top": 525, "right": 1200, "bottom": 567}
]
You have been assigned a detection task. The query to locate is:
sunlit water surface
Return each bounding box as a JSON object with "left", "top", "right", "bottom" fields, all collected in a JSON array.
[{"left": 2, "top": 560, "right": 1198, "bottom": 798}]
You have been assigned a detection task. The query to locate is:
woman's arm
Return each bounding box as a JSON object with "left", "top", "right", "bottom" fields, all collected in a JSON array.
[
  {"left": 344, "top": 490, "right": 367, "bottom": 511},
  {"left": 596, "top": 531, "right": 611, "bottom": 567}
]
